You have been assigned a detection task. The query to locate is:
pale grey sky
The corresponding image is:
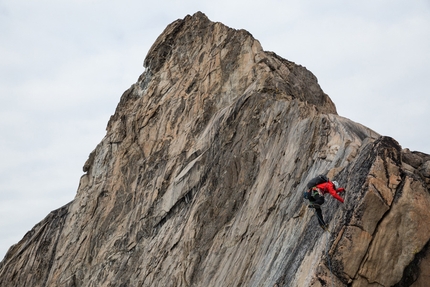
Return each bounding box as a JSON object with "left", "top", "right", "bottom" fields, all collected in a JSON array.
[{"left": 1, "top": 0, "right": 429, "bottom": 259}]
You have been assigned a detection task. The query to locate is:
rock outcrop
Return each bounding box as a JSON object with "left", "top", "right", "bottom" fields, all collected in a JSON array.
[{"left": 1, "top": 12, "right": 430, "bottom": 287}]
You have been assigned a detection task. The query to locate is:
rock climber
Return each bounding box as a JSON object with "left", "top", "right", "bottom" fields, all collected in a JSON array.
[{"left": 305, "top": 176, "right": 345, "bottom": 230}]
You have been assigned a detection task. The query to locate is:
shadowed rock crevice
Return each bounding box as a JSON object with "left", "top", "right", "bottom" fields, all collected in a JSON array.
[{"left": 393, "top": 240, "right": 430, "bottom": 287}]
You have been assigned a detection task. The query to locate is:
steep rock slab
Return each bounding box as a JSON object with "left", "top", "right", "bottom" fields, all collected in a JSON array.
[
  {"left": 0, "top": 204, "right": 69, "bottom": 286},
  {"left": 1, "top": 12, "right": 430, "bottom": 287}
]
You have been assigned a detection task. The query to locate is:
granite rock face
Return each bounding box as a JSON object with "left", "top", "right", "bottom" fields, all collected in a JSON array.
[{"left": 1, "top": 12, "right": 430, "bottom": 287}]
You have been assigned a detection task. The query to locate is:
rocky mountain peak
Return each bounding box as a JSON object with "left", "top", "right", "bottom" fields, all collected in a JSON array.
[
  {"left": 109, "top": 11, "right": 336, "bottom": 130},
  {"left": 1, "top": 12, "right": 430, "bottom": 287}
]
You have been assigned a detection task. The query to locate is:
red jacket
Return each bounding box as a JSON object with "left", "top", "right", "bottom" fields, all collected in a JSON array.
[{"left": 315, "top": 181, "right": 344, "bottom": 203}]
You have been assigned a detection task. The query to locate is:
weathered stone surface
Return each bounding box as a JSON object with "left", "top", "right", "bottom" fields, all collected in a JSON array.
[
  {"left": 332, "top": 226, "right": 372, "bottom": 280},
  {"left": 357, "top": 176, "right": 430, "bottom": 286},
  {"left": 1, "top": 12, "right": 430, "bottom": 287}
]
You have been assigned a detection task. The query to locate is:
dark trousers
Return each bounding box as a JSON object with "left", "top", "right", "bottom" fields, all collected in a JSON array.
[
  {"left": 314, "top": 206, "right": 326, "bottom": 227},
  {"left": 309, "top": 194, "right": 326, "bottom": 227}
]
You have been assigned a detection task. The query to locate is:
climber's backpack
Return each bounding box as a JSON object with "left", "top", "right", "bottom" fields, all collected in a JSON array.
[
  {"left": 303, "top": 175, "right": 329, "bottom": 199},
  {"left": 307, "top": 174, "right": 329, "bottom": 189}
]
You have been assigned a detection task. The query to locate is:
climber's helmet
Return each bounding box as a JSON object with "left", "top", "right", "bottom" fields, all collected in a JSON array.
[{"left": 332, "top": 181, "right": 339, "bottom": 190}]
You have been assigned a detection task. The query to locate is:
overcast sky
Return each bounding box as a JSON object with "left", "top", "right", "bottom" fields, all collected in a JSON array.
[{"left": 1, "top": 0, "right": 429, "bottom": 260}]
